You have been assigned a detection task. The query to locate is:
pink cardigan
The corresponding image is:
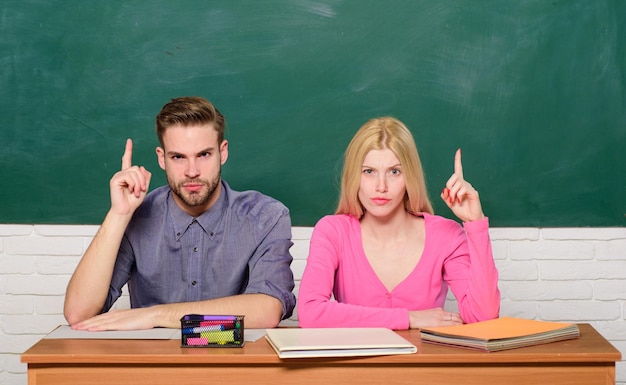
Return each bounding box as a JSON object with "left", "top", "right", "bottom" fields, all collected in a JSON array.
[{"left": 297, "top": 213, "right": 500, "bottom": 330}]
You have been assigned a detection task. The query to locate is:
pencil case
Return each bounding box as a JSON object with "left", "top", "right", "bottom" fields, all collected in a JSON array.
[{"left": 180, "top": 314, "right": 245, "bottom": 348}]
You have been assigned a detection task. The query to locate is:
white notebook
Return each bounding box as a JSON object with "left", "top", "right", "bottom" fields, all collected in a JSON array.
[{"left": 265, "top": 328, "right": 417, "bottom": 359}]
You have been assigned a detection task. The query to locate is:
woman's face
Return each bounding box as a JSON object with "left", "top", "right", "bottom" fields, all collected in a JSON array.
[{"left": 358, "top": 148, "right": 406, "bottom": 220}]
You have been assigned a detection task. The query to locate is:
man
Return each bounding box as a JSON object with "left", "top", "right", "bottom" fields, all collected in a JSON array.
[{"left": 64, "top": 96, "right": 296, "bottom": 331}]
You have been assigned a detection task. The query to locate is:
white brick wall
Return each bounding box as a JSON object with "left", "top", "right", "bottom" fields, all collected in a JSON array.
[{"left": 1, "top": 224, "right": 625, "bottom": 385}]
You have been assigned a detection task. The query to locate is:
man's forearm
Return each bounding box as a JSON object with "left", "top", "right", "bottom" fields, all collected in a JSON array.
[
  {"left": 64, "top": 210, "right": 132, "bottom": 325},
  {"left": 152, "top": 294, "right": 284, "bottom": 329}
]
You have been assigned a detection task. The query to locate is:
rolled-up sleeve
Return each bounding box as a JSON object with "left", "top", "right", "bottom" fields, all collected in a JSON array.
[{"left": 242, "top": 201, "right": 296, "bottom": 319}]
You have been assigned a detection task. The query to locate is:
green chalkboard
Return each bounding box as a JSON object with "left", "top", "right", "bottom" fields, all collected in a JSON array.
[{"left": 1, "top": 0, "right": 624, "bottom": 226}]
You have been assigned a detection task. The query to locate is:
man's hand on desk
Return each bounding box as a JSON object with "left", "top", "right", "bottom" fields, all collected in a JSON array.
[
  {"left": 70, "top": 294, "right": 284, "bottom": 331},
  {"left": 70, "top": 307, "right": 163, "bottom": 331}
]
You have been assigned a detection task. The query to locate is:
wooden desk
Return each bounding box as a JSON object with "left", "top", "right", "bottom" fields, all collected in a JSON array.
[{"left": 21, "top": 324, "right": 620, "bottom": 385}]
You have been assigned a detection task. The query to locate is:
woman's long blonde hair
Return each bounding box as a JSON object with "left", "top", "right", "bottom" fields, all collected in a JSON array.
[{"left": 336, "top": 117, "right": 434, "bottom": 218}]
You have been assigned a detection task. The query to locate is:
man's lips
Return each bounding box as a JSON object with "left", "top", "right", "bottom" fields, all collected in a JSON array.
[{"left": 183, "top": 183, "right": 204, "bottom": 192}]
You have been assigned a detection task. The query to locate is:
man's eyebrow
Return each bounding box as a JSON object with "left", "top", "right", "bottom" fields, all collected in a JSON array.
[
  {"left": 166, "top": 150, "right": 184, "bottom": 157},
  {"left": 166, "top": 147, "right": 215, "bottom": 157}
]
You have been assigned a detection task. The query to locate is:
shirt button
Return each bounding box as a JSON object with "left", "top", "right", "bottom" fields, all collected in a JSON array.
[
  {"left": 193, "top": 247, "right": 198, "bottom": 252},
  {"left": 191, "top": 280, "right": 197, "bottom": 286}
]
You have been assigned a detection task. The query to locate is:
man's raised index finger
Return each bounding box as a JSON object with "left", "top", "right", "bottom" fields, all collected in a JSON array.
[{"left": 121, "top": 138, "right": 133, "bottom": 170}]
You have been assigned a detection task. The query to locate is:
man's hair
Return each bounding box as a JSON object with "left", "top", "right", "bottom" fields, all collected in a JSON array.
[
  {"left": 155, "top": 96, "right": 226, "bottom": 147},
  {"left": 335, "top": 116, "right": 434, "bottom": 218}
]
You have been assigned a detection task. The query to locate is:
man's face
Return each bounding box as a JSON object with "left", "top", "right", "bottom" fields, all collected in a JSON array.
[{"left": 156, "top": 124, "right": 228, "bottom": 216}]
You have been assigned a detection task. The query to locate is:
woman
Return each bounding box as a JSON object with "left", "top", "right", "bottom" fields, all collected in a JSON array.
[{"left": 297, "top": 117, "right": 500, "bottom": 330}]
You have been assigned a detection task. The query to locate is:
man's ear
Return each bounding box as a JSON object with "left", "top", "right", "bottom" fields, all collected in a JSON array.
[
  {"left": 156, "top": 147, "right": 166, "bottom": 170},
  {"left": 220, "top": 140, "right": 229, "bottom": 165}
]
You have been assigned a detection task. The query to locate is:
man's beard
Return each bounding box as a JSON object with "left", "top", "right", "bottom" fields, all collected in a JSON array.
[{"left": 168, "top": 170, "right": 221, "bottom": 208}]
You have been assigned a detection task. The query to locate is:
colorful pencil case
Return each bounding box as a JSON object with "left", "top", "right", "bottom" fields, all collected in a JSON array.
[{"left": 180, "top": 314, "right": 245, "bottom": 348}]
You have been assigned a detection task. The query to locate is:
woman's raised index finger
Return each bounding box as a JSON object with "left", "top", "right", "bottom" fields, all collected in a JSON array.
[
  {"left": 121, "top": 138, "right": 133, "bottom": 170},
  {"left": 454, "top": 148, "right": 463, "bottom": 178}
]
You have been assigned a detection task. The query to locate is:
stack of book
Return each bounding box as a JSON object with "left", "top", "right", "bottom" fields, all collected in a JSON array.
[{"left": 419, "top": 317, "right": 580, "bottom": 352}]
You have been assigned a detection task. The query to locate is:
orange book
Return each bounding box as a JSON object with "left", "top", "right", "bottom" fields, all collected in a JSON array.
[{"left": 420, "top": 317, "right": 580, "bottom": 352}]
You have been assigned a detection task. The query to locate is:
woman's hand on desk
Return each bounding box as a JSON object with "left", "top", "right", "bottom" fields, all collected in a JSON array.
[{"left": 408, "top": 307, "right": 463, "bottom": 329}]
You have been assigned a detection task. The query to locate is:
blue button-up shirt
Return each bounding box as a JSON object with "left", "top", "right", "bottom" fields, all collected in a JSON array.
[{"left": 103, "top": 181, "right": 296, "bottom": 319}]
